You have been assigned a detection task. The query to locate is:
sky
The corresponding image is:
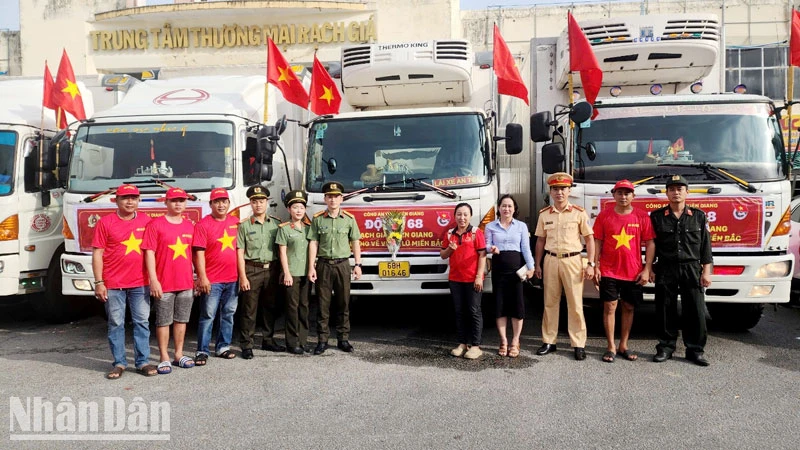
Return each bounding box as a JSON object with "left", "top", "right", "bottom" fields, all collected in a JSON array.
[{"left": 0, "top": 0, "right": 595, "bottom": 31}]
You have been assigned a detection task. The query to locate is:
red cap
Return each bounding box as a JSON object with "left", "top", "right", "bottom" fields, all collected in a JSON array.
[
  {"left": 116, "top": 184, "right": 140, "bottom": 197},
  {"left": 165, "top": 187, "right": 189, "bottom": 200},
  {"left": 210, "top": 188, "right": 229, "bottom": 201},
  {"left": 611, "top": 179, "right": 635, "bottom": 193}
]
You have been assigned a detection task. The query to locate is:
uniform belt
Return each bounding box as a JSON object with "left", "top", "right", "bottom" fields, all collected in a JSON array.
[
  {"left": 245, "top": 260, "right": 272, "bottom": 269},
  {"left": 545, "top": 250, "right": 581, "bottom": 258},
  {"left": 320, "top": 258, "right": 348, "bottom": 264}
]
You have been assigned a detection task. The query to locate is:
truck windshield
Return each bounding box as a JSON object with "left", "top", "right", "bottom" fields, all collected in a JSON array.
[
  {"left": 0, "top": 131, "right": 15, "bottom": 195},
  {"left": 575, "top": 102, "right": 786, "bottom": 183},
  {"left": 305, "top": 113, "right": 489, "bottom": 192},
  {"left": 68, "top": 121, "right": 234, "bottom": 193}
]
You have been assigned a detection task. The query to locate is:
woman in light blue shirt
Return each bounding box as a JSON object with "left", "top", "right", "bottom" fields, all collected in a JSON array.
[{"left": 485, "top": 194, "right": 535, "bottom": 358}]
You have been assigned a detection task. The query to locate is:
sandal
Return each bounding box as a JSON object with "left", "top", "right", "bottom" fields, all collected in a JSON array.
[
  {"left": 508, "top": 343, "right": 520, "bottom": 358},
  {"left": 498, "top": 343, "right": 508, "bottom": 357},
  {"left": 157, "top": 361, "right": 172, "bottom": 375},
  {"left": 195, "top": 353, "right": 208, "bottom": 366},
  {"left": 617, "top": 350, "right": 638, "bottom": 361},
  {"left": 603, "top": 351, "right": 616, "bottom": 363},
  {"left": 172, "top": 356, "right": 195, "bottom": 369},
  {"left": 106, "top": 366, "right": 125, "bottom": 380},
  {"left": 217, "top": 350, "right": 236, "bottom": 359},
  {"left": 136, "top": 364, "right": 158, "bottom": 377}
]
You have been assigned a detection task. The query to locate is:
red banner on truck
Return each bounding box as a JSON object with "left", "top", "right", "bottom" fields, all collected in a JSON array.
[
  {"left": 75, "top": 206, "right": 203, "bottom": 252},
  {"left": 600, "top": 196, "right": 763, "bottom": 248},
  {"left": 345, "top": 205, "right": 454, "bottom": 253}
]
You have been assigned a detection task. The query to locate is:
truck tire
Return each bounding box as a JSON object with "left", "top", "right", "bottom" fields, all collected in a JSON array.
[
  {"left": 708, "top": 303, "right": 764, "bottom": 331},
  {"left": 28, "top": 247, "right": 92, "bottom": 324}
]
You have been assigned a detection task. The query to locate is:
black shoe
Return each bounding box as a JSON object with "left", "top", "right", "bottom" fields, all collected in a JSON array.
[
  {"left": 261, "top": 342, "right": 286, "bottom": 353},
  {"left": 313, "top": 342, "right": 329, "bottom": 355},
  {"left": 653, "top": 350, "right": 673, "bottom": 363},
  {"left": 337, "top": 340, "right": 354, "bottom": 353},
  {"left": 686, "top": 353, "right": 710, "bottom": 367},
  {"left": 536, "top": 344, "right": 557, "bottom": 356},
  {"left": 287, "top": 346, "right": 304, "bottom": 355},
  {"left": 574, "top": 347, "right": 586, "bottom": 361},
  {"left": 241, "top": 348, "right": 254, "bottom": 360}
]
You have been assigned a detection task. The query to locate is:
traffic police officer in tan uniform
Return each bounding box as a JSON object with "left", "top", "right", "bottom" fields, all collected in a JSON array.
[
  {"left": 237, "top": 185, "right": 284, "bottom": 359},
  {"left": 308, "top": 181, "right": 362, "bottom": 355},
  {"left": 533, "top": 172, "right": 596, "bottom": 360}
]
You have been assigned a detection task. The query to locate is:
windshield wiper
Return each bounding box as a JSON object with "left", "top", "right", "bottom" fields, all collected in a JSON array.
[
  {"left": 656, "top": 162, "right": 757, "bottom": 193},
  {"left": 343, "top": 177, "right": 456, "bottom": 201}
]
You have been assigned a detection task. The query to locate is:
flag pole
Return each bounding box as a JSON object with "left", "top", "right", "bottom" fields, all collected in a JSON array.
[
  {"left": 789, "top": 64, "right": 795, "bottom": 166},
  {"left": 264, "top": 45, "right": 269, "bottom": 124},
  {"left": 568, "top": 72, "right": 575, "bottom": 174}
]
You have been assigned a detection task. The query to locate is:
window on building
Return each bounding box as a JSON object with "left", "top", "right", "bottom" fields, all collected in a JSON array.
[{"left": 725, "top": 45, "right": 800, "bottom": 100}]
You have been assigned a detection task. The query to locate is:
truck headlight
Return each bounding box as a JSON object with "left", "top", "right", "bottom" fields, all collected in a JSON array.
[
  {"left": 754, "top": 261, "right": 790, "bottom": 278},
  {"left": 61, "top": 260, "right": 86, "bottom": 274}
]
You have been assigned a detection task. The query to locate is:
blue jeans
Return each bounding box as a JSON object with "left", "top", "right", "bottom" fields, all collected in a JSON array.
[
  {"left": 197, "top": 281, "right": 239, "bottom": 356},
  {"left": 105, "top": 286, "right": 151, "bottom": 369}
]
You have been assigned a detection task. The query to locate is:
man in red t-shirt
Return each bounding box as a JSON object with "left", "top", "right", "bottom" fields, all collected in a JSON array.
[
  {"left": 193, "top": 188, "right": 239, "bottom": 364},
  {"left": 92, "top": 184, "right": 155, "bottom": 379},
  {"left": 143, "top": 187, "right": 196, "bottom": 374},
  {"left": 592, "top": 180, "right": 655, "bottom": 363}
]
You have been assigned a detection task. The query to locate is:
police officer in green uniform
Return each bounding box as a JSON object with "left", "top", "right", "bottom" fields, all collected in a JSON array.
[
  {"left": 649, "top": 175, "right": 713, "bottom": 366},
  {"left": 277, "top": 189, "right": 311, "bottom": 355},
  {"left": 308, "top": 181, "right": 362, "bottom": 355},
  {"left": 237, "top": 185, "right": 284, "bottom": 359}
]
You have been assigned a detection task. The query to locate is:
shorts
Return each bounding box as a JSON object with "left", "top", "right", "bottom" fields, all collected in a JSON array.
[
  {"left": 155, "top": 289, "right": 194, "bottom": 326},
  {"left": 599, "top": 277, "right": 642, "bottom": 306}
]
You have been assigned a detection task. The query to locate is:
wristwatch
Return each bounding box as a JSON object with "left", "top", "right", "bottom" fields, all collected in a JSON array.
[
  {"left": 587, "top": 262, "right": 596, "bottom": 268},
  {"left": 354, "top": 263, "right": 363, "bottom": 267}
]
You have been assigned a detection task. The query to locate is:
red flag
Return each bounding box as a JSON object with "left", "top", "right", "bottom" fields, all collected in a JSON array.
[
  {"left": 791, "top": 10, "right": 800, "bottom": 67},
  {"left": 267, "top": 38, "right": 309, "bottom": 109},
  {"left": 309, "top": 55, "right": 342, "bottom": 115},
  {"left": 52, "top": 49, "right": 87, "bottom": 122},
  {"left": 647, "top": 138, "right": 653, "bottom": 155},
  {"left": 43, "top": 61, "right": 67, "bottom": 129},
  {"left": 568, "top": 12, "right": 603, "bottom": 119},
  {"left": 493, "top": 24, "right": 528, "bottom": 104}
]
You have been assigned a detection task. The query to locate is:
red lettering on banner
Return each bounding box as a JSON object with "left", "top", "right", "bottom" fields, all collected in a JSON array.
[
  {"left": 76, "top": 206, "right": 203, "bottom": 252},
  {"left": 599, "top": 197, "right": 763, "bottom": 248},
  {"left": 346, "top": 205, "right": 454, "bottom": 253}
]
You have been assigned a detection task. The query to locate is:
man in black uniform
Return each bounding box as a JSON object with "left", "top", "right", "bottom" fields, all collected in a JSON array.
[{"left": 648, "top": 175, "right": 713, "bottom": 366}]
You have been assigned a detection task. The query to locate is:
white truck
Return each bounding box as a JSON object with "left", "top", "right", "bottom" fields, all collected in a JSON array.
[
  {"left": 301, "top": 40, "right": 522, "bottom": 295},
  {"left": 0, "top": 78, "right": 96, "bottom": 321},
  {"left": 57, "top": 75, "right": 304, "bottom": 303},
  {"left": 525, "top": 14, "right": 793, "bottom": 329}
]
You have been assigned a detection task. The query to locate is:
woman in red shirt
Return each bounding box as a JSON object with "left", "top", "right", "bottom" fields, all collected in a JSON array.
[{"left": 440, "top": 203, "right": 487, "bottom": 360}]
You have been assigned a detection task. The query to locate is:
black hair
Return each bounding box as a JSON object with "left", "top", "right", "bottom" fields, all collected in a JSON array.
[
  {"left": 497, "top": 194, "right": 519, "bottom": 218},
  {"left": 454, "top": 202, "right": 472, "bottom": 215}
]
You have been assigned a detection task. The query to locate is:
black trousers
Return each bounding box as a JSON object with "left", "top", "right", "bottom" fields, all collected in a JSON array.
[
  {"left": 654, "top": 261, "right": 707, "bottom": 355},
  {"left": 316, "top": 259, "right": 351, "bottom": 343},
  {"left": 239, "top": 263, "right": 282, "bottom": 349},
  {"left": 450, "top": 281, "right": 482, "bottom": 346},
  {"left": 284, "top": 276, "right": 310, "bottom": 348}
]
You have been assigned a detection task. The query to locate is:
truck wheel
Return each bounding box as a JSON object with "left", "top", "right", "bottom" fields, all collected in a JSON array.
[
  {"left": 28, "top": 248, "right": 92, "bottom": 324},
  {"left": 708, "top": 303, "right": 764, "bottom": 331}
]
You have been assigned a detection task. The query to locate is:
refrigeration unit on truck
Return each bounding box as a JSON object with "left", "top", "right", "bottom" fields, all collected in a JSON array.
[
  {"left": 58, "top": 75, "right": 304, "bottom": 302},
  {"left": 0, "top": 78, "right": 97, "bottom": 321},
  {"left": 526, "top": 14, "right": 792, "bottom": 329},
  {"left": 301, "top": 40, "right": 523, "bottom": 295}
]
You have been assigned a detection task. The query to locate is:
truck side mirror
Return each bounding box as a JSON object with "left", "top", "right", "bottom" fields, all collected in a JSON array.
[
  {"left": 36, "top": 130, "right": 70, "bottom": 191},
  {"left": 570, "top": 101, "right": 593, "bottom": 124},
  {"left": 503, "top": 123, "right": 523, "bottom": 155},
  {"left": 530, "top": 111, "right": 553, "bottom": 143},
  {"left": 542, "top": 142, "right": 565, "bottom": 173},
  {"left": 256, "top": 125, "right": 277, "bottom": 164}
]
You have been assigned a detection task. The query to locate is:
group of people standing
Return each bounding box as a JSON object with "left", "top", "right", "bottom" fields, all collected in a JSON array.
[
  {"left": 444, "top": 172, "right": 713, "bottom": 367},
  {"left": 93, "top": 181, "right": 361, "bottom": 379}
]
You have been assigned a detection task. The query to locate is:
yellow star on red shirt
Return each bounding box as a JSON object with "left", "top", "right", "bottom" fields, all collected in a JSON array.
[
  {"left": 319, "top": 85, "right": 334, "bottom": 105},
  {"left": 168, "top": 236, "right": 189, "bottom": 260},
  {"left": 121, "top": 232, "right": 142, "bottom": 255},
  {"left": 62, "top": 79, "right": 81, "bottom": 100},
  {"left": 217, "top": 230, "right": 235, "bottom": 252},
  {"left": 612, "top": 226, "right": 635, "bottom": 250}
]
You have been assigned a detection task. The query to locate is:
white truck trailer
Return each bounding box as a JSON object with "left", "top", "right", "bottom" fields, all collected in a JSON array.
[
  {"left": 525, "top": 14, "right": 792, "bottom": 329},
  {"left": 0, "top": 78, "right": 96, "bottom": 321},
  {"left": 300, "top": 40, "right": 523, "bottom": 295},
  {"left": 57, "top": 75, "right": 304, "bottom": 303}
]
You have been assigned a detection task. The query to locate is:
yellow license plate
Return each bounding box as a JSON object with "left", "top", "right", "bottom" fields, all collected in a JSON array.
[{"left": 378, "top": 261, "right": 410, "bottom": 278}]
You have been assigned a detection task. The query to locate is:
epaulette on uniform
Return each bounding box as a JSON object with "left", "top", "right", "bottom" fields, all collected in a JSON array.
[
  {"left": 313, "top": 210, "right": 326, "bottom": 218},
  {"left": 269, "top": 215, "right": 281, "bottom": 222},
  {"left": 539, "top": 206, "right": 551, "bottom": 213},
  {"left": 572, "top": 205, "right": 585, "bottom": 212},
  {"left": 279, "top": 221, "right": 290, "bottom": 228},
  {"left": 341, "top": 209, "right": 355, "bottom": 218},
  {"left": 303, "top": 215, "right": 312, "bottom": 225}
]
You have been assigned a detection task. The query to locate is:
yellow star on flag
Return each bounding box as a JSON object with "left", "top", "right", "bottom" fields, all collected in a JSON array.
[
  {"left": 168, "top": 236, "right": 189, "bottom": 260},
  {"left": 319, "top": 85, "right": 334, "bottom": 106},
  {"left": 612, "top": 226, "right": 635, "bottom": 250},
  {"left": 61, "top": 79, "right": 81, "bottom": 100},
  {"left": 121, "top": 232, "right": 142, "bottom": 255},
  {"left": 217, "top": 230, "right": 235, "bottom": 252},
  {"left": 277, "top": 66, "right": 293, "bottom": 85}
]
